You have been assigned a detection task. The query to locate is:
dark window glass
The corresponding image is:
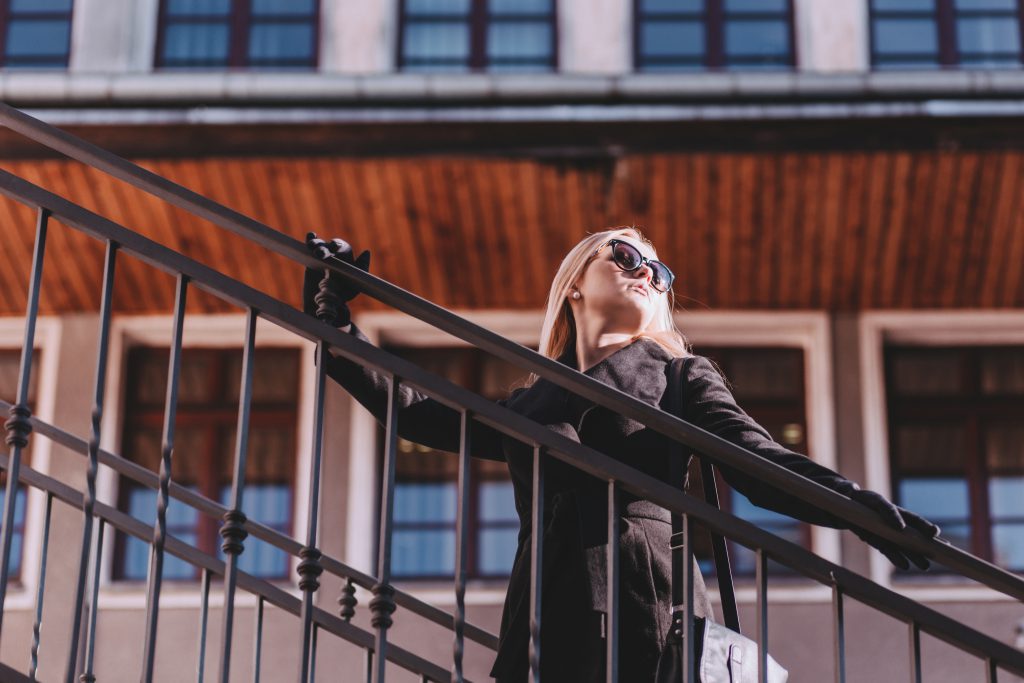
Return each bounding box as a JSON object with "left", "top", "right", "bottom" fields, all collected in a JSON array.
[
  {"left": 0, "top": 0, "right": 73, "bottom": 68},
  {"left": 156, "top": 0, "right": 318, "bottom": 69},
  {"left": 871, "top": 0, "right": 1024, "bottom": 67},
  {"left": 400, "top": 0, "right": 556, "bottom": 72},
  {"left": 689, "top": 347, "right": 810, "bottom": 576},
  {"left": 0, "top": 349, "right": 38, "bottom": 581},
  {"left": 636, "top": 0, "right": 794, "bottom": 70},
  {"left": 383, "top": 346, "right": 526, "bottom": 580},
  {"left": 886, "top": 346, "right": 1024, "bottom": 571},
  {"left": 114, "top": 347, "right": 300, "bottom": 582}
]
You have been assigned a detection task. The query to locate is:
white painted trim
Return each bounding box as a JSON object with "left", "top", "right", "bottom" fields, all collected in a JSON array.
[
  {"left": 858, "top": 310, "right": 1024, "bottom": 590},
  {"left": 0, "top": 317, "right": 61, "bottom": 611},
  {"left": 97, "top": 314, "right": 315, "bottom": 607}
]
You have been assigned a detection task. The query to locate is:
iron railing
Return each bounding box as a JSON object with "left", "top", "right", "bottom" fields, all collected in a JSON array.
[{"left": 0, "top": 101, "right": 1023, "bottom": 682}]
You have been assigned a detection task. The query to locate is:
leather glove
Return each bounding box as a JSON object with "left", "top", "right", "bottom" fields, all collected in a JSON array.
[
  {"left": 301, "top": 232, "right": 371, "bottom": 328},
  {"left": 837, "top": 482, "right": 941, "bottom": 570}
]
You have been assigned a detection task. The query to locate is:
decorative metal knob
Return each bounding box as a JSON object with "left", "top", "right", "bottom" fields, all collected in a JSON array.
[
  {"left": 219, "top": 509, "right": 248, "bottom": 556},
  {"left": 369, "top": 583, "right": 396, "bottom": 630},
  {"left": 297, "top": 546, "right": 323, "bottom": 593},
  {"left": 338, "top": 578, "right": 358, "bottom": 621},
  {"left": 4, "top": 403, "right": 32, "bottom": 449}
]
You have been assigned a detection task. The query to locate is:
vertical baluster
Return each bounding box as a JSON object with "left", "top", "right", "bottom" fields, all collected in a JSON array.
[
  {"left": 831, "top": 580, "right": 846, "bottom": 683},
  {"left": 141, "top": 273, "right": 188, "bottom": 682},
  {"left": 985, "top": 658, "right": 998, "bottom": 683},
  {"left": 529, "top": 445, "right": 545, "bottom": 683},
  {"left": 297, "top": 341, "right": 327, "bottom": 683},
  {"left": 218, "top": 308, "right": 258, "bottom": 683},
  {"left": 29, "top": 493, "right": 53, "bottom": 682},
  {"left": 681, "top": 514, "right": 695, "bottom": 683},
  {"left": 371, "top": 374, "right": 401, "bottom": 683},
  {"left": 65, "top": 239, "right": 118, "bottom": 683},
  {"left": 452, "top": 410, "right": 471, "bottom": 683},
  {"left": 605, "top": 481, "right": 619, "bottom": 683},
  {"left": 80, "top": 520, "right": 106, "bottom": 682},
  {"left": 364, "top": 649, "right": 373, "bottom": 683},
  {"left": 196, "top": 569, "right": 211, "bottom": 683},
  {"left": 0, "top": 208, "right": 49, "bottom": 637},
  {"left": 309, "top": 625, "right": 318, "bottom": 683},
  {"left": 756, "top": 549, "right": 768, "bottom": 683},
  {"left": 908, "top": 622, "right": 921, "bottom": 683},
  {"left": 252, "top": 597, "right": 263, "bottom": 683}
]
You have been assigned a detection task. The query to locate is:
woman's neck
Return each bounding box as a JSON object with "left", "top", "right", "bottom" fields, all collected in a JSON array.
[{"left": 574, "top": 323, "right": 639, "bottom": 372}]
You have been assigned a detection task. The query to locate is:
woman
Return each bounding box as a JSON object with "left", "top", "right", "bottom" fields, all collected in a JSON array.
[{"left": 302, "top": 227, "right": 939, "bottom": 682}]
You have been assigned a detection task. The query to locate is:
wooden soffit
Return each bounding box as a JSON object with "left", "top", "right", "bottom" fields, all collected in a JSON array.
[{"left": 0, "top": 150, "right": 1022, "bottom": 317}]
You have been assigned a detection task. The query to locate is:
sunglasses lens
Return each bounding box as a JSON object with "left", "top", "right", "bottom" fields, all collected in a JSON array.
[
  {"left": 611, "top": 241, "right": 642, "bottom": 270},
  {"left": 650, "top": 263, "right": 673, "bottom": 292}
]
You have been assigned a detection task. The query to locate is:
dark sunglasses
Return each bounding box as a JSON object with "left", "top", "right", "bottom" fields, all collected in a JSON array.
[{"left": 594, "top": 239, "right": 675, "bottom": 293}]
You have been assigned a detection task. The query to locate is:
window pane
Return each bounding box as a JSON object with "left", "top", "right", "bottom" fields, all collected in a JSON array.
[
  {"left": 642, "top": 0, "right": 704, "bottom": 12},
  {"left": 955, "top": 0, "right": 1017, "bottom": 9},
  {"left": 488, "top": 22, "right": 552, "bottom": 60},
  {"left": 162, "top": 23, "right": 230, "bottom": 64},
  {"left": 957, "top": 16, "right": 1020, "bottom": 54},
  {"left": 252, "top": 0, "right": 316, "bottom": 15},
  {"left": 248, "top": 23, "right": 315, "bottom": 61},
  {"left": 986, "top": 424, "right": 1024, "bottom": 473},
  {"left": 874, "top": 18, "right": 939, "bottom": 55},
  {"left": 731, "top": 490, "right": 796, "bottom": 526},
  {"left": 394, "top": 483, "right": 456, "bottom": 523},
  {"left": 10, "top": 0, "right": 72, "bottom": 10},
  {"left": 894, "top": 424, "right": 966, "bottom": 473},
  {"left": 407, "top": 0, "right": 471, "bottom": 14},
  {"left": 728, "top": 349, "right": 803, "bottom": 400},
  {"left": 478, "top": 528, "right": 517, "bottom": 575},
  {"left": 404, "top": 22, "right": 471, "bottom": 62},
  {"left": 874, "top": 0, "right": 935, "bottom": 9},
  {"left": 490, "top": 0, "right": 552, "bottom": 13},
  {"left": 890, "top": 351, "right": 960, "bottom": 395},
  {"left": 166, "top": 0, "right": 231, "bottom": 16},
  {"left": 992, "top": 524, "right": 1024, "bottom": 569},
  {"left": 479, "top": 481, "right": 517, "bottom": 522},
  {"left": 641, "top": 20, "right": 705, "bottom": 57},
  {"left": 5, "top": 19, "right": 70, "bottom": 58},
  {"left": 981, "top": 348, "right": 1024, "bottom": 394},
  {"left": 898, "top": 478, "right": 970, "bottom": 519},
  {"left": 725, "top": 19, "right": 789, "bottom": 58},
  {"left": 0, "top": 351, "right": 37, "bottom": 404},
  {"left": 990, "top": 477, "right": 1024, "bottom": 517},
  {"left": 725, "top": 0, "right": 788, "bottom": 12},
  {"left": 393, "top": 529, "right": 455, "bottom": 576}
]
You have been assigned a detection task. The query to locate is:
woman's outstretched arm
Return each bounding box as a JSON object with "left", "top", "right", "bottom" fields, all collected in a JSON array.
[{"left": 682, "top": 354, "right": 939, "bottom": 569}]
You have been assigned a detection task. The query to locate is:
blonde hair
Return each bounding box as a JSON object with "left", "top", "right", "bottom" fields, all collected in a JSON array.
[{"left": 526, "top": 227, "right": 690, "bottom": 386}]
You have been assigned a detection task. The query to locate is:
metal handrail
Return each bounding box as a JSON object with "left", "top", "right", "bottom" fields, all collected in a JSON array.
[{"left": 0, "top": 167, "right": 1023, "bottom": 678}]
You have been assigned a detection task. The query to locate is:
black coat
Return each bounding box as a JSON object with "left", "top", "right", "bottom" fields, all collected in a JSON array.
[{"left": 325, "top": 328, "right": 856, "bottom": 682}]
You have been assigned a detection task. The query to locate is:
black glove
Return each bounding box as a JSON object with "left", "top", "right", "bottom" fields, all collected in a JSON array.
[
  {"left": 301, "top": 232, "right": 371, "bottom": 328},
  {"left": 838, "top": 483, "right": 941, "bottom": 570}
]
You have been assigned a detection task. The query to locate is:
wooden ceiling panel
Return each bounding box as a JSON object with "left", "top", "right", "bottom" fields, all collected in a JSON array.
[{"left": 1, "top": 150, "right": 1023, "bottom": 317}]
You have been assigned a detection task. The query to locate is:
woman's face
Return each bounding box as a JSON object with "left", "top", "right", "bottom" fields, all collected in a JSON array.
[{"left": 572, "top": 235, "right": 663, "bottom": 333}]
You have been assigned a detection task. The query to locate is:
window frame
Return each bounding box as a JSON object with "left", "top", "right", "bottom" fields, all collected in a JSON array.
[
  {"left": 111, "top": 345, "right": 302, "bottom": 583},
  {"left": 153, "top": 0, "right": 320, "bottom": 70},
  {"left": 396, "top": 0, "right": 559, "bottom": 73},
  {"left": 0, "top": 0, "right": 74, "bottom": 69},
  {"left": 869, "top": 0, "right": 1024, "bottom": 69},
  {"left": 633, "top": 0, "right": 797, "bottom": 72},
  {"left": 885, "top": 344, "right": 1024, "bottom": 569}
]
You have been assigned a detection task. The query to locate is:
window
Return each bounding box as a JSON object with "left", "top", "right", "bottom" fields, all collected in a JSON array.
[
  {"left": 399, "top": 0, "right": 557, "bottom": 72},
  {"left": 871, "top": 0, "right": 1024, "bottom": 68},
  {"left": 0, "top": 0, "right": 73, "bottom": 68},
  {"left": 690, "top": 347, "right": 810, "bottom": 575},
  {"left": 155, "top": 0, "right": 318, "bottom": 69},
  {"left": 886, "top": 346, "right": 1024, "bottom": 571},
  {"left": 383, "top": 346, "right": 525, "bottom": 580},
  {"left": 0, "top": 349, "right": 38, "bottom": 581},
  {"left": 635, "top": 0, "right": 794, "bottom": 71},
  {"left": 114, "top": 347, "right": 300, "bottom": 581}
]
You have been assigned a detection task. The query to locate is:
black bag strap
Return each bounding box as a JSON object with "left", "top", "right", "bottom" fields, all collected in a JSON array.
[{"left": 669, "top": 356, "right": 741, "bottom": 633}]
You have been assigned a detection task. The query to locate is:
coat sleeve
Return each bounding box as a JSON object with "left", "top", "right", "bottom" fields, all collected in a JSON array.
[
  {"left": 682, "top": 355, "right": 854, "bottom": 528},
  {"left": 322, "top": 322, "right": 522, "bottom": 461}
]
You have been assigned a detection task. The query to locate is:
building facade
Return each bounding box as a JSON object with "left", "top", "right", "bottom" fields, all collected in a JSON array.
[{"left": 1, "top": 1, "right": 1024, "bottom": 681}]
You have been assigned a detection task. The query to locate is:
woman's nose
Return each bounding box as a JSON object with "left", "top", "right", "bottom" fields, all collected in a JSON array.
[{"left": 635, "top": 262, "right": 653, "bottom": 283}]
